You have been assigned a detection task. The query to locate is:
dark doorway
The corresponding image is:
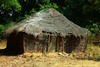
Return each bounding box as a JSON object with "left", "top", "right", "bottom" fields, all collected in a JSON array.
[{"left": 5, "top": 32, "right": 24, "bottom": 55}]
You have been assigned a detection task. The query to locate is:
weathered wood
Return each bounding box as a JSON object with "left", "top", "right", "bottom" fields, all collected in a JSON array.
[
  {"left": 6, "top": 32, "right": 88, "bottom": 55},
  {"left": 47, "top": 35, "right": 51, "bottom": 52},
  {"left": 24, "top": 33, "right": 44, "bottom": 52},
  {"left": 49, "top": 36, "right": 57, "bottom": 52},
  {"left": 62, "top": 37, "right": 64, "bottom": 54},
  {"left": 84, "top": 38, "right": 87, "bottom": 53},
  {"left": 56, "top": 36, "right": 60, "bottom": 52},
  {"left": 43, "top": 44, "right": 46, "bottom": 53},
  {"left": 23, "top": 34, "right": 87, "bottom": 53}
]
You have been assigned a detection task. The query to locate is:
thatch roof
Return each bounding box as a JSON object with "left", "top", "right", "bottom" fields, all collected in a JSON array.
[{"left": 4, "top": 8, "right": 89, "bottom": 37}]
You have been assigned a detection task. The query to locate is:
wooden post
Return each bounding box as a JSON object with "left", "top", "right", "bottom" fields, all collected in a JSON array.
[
  {"left": 47, "top": 35, "right": 51, "bottom": 52},
  {"left": 43, "top": 44, "right": 46, "bottom": 53},
  {"left": 62, "top": 37, "right": 64, "bottom": 54},
  {"left": 56, "top": 36, "right": 60, "bottom": 53},
  {"left": 84, "top": 38, "right": 87, "bottom": 53}
]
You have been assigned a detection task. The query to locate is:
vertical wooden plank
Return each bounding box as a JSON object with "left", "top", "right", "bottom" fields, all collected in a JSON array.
[
  {"left": 56, "top": 36, "right": 60, "bottom": 53},
  {"left": 84, "top": 38, "right": 87, "bottom": 53},
  {"left": 71, "top": 37, "right": 74, "bottom": 52},
  {"left": 48, "top": 35, "right": 51, "bottom": 52},
  {"left": 62, "top": 37, "right": 64, "bottom": 54},
  {"left": 43, "top": 44, "right": 46, "bottom": 53},
  {"left": 50, "top": 36, "right": 56, "bottom": 52},
  {"left": 35, "top": 45, "right": 37, "bottom": 52}
]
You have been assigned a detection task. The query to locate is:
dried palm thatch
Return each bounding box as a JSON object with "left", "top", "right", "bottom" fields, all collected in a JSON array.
[{"left": 4, "top": 8, "right": 89, "bottom": 37}]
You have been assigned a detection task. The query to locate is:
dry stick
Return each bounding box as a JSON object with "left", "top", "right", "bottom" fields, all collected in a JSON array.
[{"left": 62, "top": 37, "right": 67, "bottom": 54}]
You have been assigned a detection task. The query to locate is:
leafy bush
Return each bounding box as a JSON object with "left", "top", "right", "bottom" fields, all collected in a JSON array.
[
  {"left": 86, "top": 23, "right": 100, "bottom": 38},
  {"left": 0, "top": 0, "right": 21, "bottom": 11},
  {"left": 39, "top": 0, "right": 58, "bottom": 10},
  {"left": 0, "top": 22, "right": 16, "bottom": 39}
]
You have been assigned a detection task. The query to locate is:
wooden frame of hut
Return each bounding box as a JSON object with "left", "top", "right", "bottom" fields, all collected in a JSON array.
[{"left": 4, "top": 8, "right": 89, "bottom": 54}]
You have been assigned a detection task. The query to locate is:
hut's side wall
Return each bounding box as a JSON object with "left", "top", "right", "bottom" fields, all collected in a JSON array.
[
  {"left": 58, "top": 36, "right": 87, "bottom": 53},
  {"left": 24, "top": 34, "right": 87, "bottom": 53},
  {"left": 5, "top": 31, "right": 87, "bottom": 54},
  {"left": 73, "top": 38, "right": 87, "bottom": 53},
  {"left": 64, "top": 36, "right": 78, "bottom": 53},
  {"left": 6, "top": 32, "right": 24, "bottom": 54},
  {"left": 23, "top": 33, "right": 48, "bottom": 53}
]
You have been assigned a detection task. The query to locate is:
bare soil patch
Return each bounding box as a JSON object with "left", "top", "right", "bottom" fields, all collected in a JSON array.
[{"left": 0, "top": 52, "right": 100, "bottom": 67}]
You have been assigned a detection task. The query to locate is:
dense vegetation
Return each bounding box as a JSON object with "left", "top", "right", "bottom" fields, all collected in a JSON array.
[{"left": 0, "top": 0, "right": 100, "bottom": 39}]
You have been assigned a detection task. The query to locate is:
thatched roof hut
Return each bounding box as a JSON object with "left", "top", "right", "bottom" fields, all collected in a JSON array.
[{"left": 4, "top": 8, "right": 90, "bottom": 55}]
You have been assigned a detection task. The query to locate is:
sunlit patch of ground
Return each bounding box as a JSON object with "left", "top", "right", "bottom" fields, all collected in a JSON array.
[
  {"left": 0, "top": 40, "right": 6, "bottom": 49},
  {"left": 0, "top": 53, "right": 100, "bottom": 67}
]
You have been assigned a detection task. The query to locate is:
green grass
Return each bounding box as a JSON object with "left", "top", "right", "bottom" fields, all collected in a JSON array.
[
  {"left": 11, "top": 58, "right": 13, "bottom": 61},
  {"left": 42, "top": 52, "right": 48, "bottom": 56},
  {"left": 38, "top": 55, "right": 41, "bottom": 57},
  {"left": 30, "top": 54, "right": 34, "bottom": 57},
  {"left": 86, "top": 43, "right": 100, "bottom": 61}
]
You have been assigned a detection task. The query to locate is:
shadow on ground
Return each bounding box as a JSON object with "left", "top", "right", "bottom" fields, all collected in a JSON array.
[
  {"left": 0, "top": 48, "right": 8, "bottom": 56},
  {"left": 76, "top": 57, "right": 100, "bottom": 61},
  {"left": 0, "top": 48, "right": 21, "bottom": 56}
]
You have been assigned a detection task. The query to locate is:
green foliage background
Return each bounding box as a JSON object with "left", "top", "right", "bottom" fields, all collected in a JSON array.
[{"left": 0, "top": 0, "right": 100, "bottom": 39}]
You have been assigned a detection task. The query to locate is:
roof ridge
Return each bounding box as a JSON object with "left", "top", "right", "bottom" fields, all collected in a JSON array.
[{"left": 39, "top": 8, "right": 50, "bottom": 13}]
